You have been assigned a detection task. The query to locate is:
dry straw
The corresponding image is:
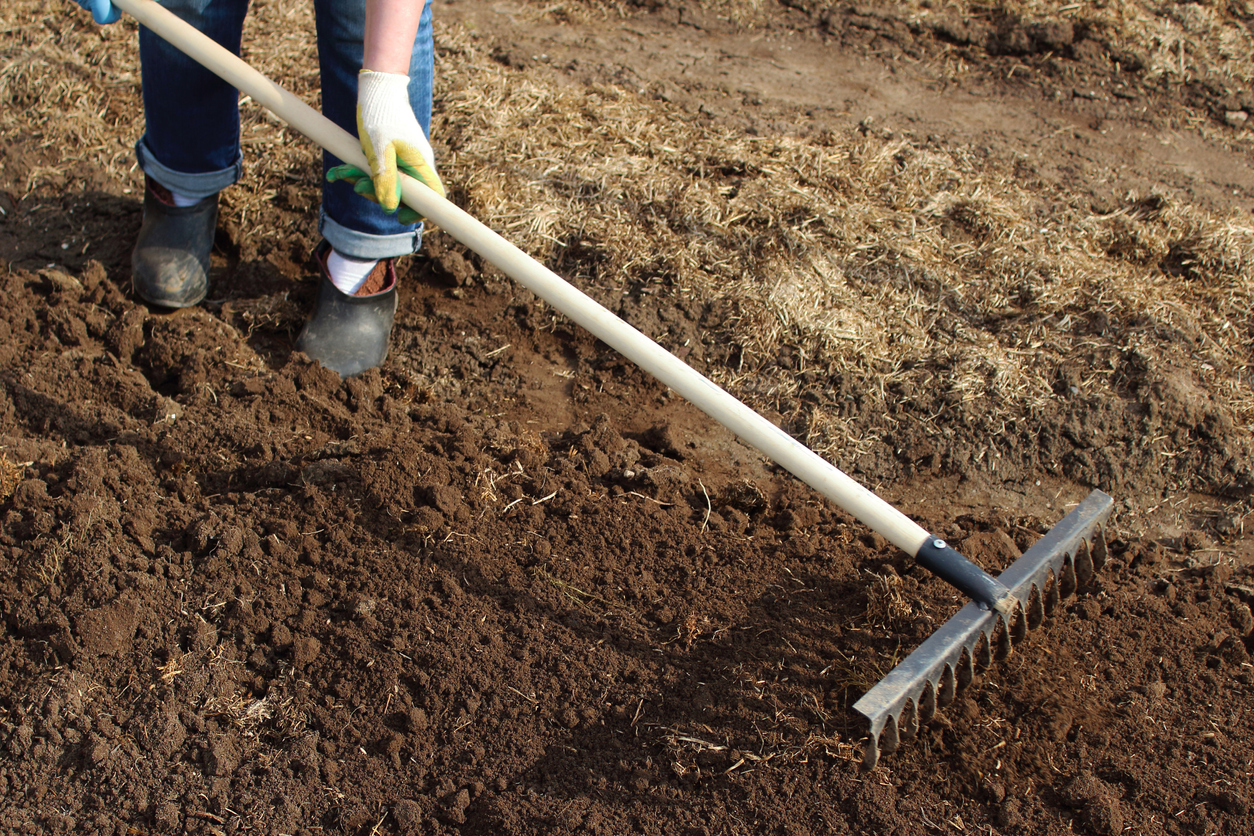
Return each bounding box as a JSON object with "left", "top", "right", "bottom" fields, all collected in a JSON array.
[{"left": 434, "top": 20, "right": 1254, "bottom": 454}]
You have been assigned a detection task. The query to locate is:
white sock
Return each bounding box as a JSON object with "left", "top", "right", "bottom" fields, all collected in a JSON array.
[
  {"left": 326, "top": 249, "right": 380, "bottom": 295},
  {"left": 169, "top": 190, "right": 203, "bottom": 208}
]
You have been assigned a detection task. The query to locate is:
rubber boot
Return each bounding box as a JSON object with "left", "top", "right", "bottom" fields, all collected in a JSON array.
[
  {"left": 295, "top": 242, "right": 398, "bottom": 378},
  {"left": 131, "top": 177, "right": 217, "bottom": 308}
]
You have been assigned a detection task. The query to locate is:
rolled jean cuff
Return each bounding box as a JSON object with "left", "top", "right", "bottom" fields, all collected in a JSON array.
[
  {"left": 319, "top": 208, "right": 424, "bottom": 260},
  {"left": 136, "top": 137, "right": 242, "bottom": 200}
]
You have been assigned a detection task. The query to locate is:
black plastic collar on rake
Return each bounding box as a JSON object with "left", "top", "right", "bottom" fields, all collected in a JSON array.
[{"left": 853, "top": 489, "right": 1115, "bottom": 770}]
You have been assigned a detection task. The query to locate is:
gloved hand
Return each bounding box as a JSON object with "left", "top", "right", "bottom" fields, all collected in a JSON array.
[
  {"left": 74, "top": 0, "right": 121, "bottom": 24},
  {"left": 327, "top": 163, "right": 425, "bottom": 225},
  {"left": 355, "top": 69, "right": 445, "bottom": 216}
]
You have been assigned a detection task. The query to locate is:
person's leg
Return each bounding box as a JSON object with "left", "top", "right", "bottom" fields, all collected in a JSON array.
[
  {"left": 132, "top": 0, "right": 250, "bottom": 307},
  {"left": 312, "top": 0, "right": 434, "bottom": 259},
  {"left": 136, "top": 0, "right": 249, "bottom": 198},
  {"left": 298, "top": 0, "right": 434, "bottom": 376}
]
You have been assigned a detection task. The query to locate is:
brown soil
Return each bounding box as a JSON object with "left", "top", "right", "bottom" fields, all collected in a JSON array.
[{"left": 2, "top": 2, "right": 1253, "bottom": 836}]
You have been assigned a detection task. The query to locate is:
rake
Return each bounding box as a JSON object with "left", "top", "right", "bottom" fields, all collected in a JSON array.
[{"left": 109, "top": 0, "right": 1115, "bottom": 768}]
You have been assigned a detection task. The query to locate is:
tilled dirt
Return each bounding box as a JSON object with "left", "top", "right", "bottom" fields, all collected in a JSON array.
[
  {"left": 2, "top": 2, "right": 1253, "bottom": 836},
  {"left": 3, "top": 247, "right": 1252, "bottom": 836}
]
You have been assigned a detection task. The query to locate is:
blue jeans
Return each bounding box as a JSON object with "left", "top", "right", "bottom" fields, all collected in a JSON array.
[{"left": 135, "top": 0, "right": 434, "bottom": 260}]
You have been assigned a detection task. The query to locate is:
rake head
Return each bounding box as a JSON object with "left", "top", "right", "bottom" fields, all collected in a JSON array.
[{"left": 853, "top": 489, "right": 1115, "bottom": 770}]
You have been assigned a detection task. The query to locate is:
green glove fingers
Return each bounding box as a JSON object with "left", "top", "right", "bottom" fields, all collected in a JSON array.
[
  {"left": 326, "top": 164, "right": 423, "bottom": 225},
  {"left": 396, "top": 158, "right": 423, "bottom": 182}
]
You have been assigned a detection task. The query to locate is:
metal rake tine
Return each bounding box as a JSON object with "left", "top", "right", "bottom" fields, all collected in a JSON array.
[
  {"left": 1027, "top": 584, "right": 1045, "bottom": 629},
  {"left": 937, "top": 664, "right": 956, "bottom": 706},
  {"left": 975, "top": 632, "right": 993, "bottom": 669},
  {"left": 998, "top": 614, "right": 1016, "bottom": 659},
  {"left": 881, "top": 713, "right": 900, "bottom": 756},
  {"left": 918, "top": 681, "right": 937, "bottom": 724},
  {"left": 900, "top": 698, "right": 919, "bottom": 739},
  {"left": 864, "top": 732, "right": 883, "bottom": 770},
  {"left": 956, "top": 648, "right": 975, "bottom": 691},
  {"left": 1075, "top": 539, "right": 1095, "bottom": 587},
  {"left": 1092, "top": 527, "right": 1108, "bottom": 572},
  {"left": 1059, "top": 557, "right": 1077, "bottom": 599},
  {"left": 1013, "top": 600, "right": 1028, "bottom": 639},
  {"left": 1045, "top": 571, "right": 1061, "bottom": 614}
]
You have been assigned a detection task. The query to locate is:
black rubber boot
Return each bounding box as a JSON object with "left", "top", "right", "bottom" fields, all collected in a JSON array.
[
  {"left": 295, "top": 242, "right": 398, "bottom": 378},
  {"left": 131, "top": 177, "right": 217, "bottom": 308}
]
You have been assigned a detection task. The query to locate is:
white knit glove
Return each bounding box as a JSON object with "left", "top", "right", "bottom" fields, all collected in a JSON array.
[{"left": 356, "top": 70, "right": 445, "bottom": 214}]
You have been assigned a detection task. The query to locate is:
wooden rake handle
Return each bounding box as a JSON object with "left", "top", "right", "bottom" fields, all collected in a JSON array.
[{"left": 110, "top": 0, "right": 1011, "bottom": 609}]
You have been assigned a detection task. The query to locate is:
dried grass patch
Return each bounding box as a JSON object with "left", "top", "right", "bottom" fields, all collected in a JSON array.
[
  {"left": 0, "top": 13, "right": 142, "bottom": 194},
  {"left": 436, "top": 21, "right": 1254, "bottom": 454}
]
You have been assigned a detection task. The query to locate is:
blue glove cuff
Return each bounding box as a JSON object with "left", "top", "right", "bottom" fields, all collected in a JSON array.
[{"left": 80, "top": 0, "right": 121, "bottom": 25}]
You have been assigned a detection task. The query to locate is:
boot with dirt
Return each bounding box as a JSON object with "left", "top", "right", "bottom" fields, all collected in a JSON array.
[
  {"left": 131, "top": 177, "right": 217, "bottom": 308},
  {"left": 295, "top": 242, "right": 398, "bottom": 378}
]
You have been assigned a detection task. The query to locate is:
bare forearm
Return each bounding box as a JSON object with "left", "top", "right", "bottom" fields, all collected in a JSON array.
[{"left": 363, "top": 0, "right": 424, "bottom": 73}]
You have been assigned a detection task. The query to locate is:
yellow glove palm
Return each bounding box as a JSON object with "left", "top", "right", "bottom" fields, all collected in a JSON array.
[{"left": 355, "top": 70, "right": 445, "bottom": 216}]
